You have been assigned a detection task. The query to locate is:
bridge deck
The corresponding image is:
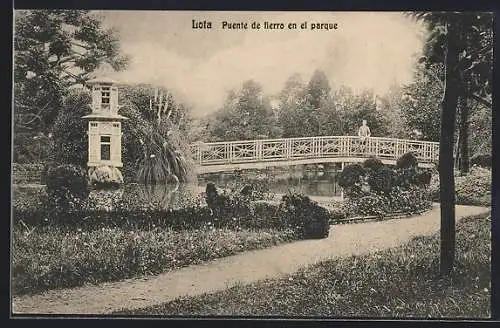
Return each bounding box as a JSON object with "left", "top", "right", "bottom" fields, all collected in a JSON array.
[{"left": 190, "top": 136, "right": 439, "bottom": 173}]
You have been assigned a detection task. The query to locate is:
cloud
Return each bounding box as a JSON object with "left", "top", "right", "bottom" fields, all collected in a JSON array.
[{"left": 102, "top": 11, "right": 425, "bottom": 117}]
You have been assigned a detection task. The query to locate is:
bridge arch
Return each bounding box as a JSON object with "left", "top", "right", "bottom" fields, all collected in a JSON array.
[{"left": 190, "top": 136, "right": 439, "bottom": 174}]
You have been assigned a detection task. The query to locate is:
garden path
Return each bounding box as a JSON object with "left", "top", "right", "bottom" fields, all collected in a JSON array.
[{"left": 12, "top": 204, "right": 490, "bottom": 315}]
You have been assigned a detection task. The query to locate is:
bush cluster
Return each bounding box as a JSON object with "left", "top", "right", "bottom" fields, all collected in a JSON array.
[
  {"left": 429, "top": 166, "right": 491, "bottom": 206},
  {"left": 13, "top": 184, "right": 331, "bottom": 239},
  {"left": 338, "top": 153, "right": 432, "bottom": 218},
  {"left": 342, "top": 185, "right": 430, "bottom": 218},
  {"left": 279, "top": 193, "right": 330, "bottom": 239},
  {"left": 44, "top": 164, "right": 90, "bottom": 216}
]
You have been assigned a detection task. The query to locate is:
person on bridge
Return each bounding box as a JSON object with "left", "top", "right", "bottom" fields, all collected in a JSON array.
[{"left": 358, "top": 120, "right": 371, "bottom": 152}]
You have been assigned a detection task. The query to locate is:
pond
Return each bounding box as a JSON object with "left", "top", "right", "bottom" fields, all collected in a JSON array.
[
  {"left": 12, "top": 165, "right": 343, "bottom": 211},
  {"left": 120, "top": 164, "right": 343, "bottom": 209}
]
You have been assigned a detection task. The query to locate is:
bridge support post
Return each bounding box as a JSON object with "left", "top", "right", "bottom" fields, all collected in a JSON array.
[{"left": 340, "top": 162, "right": 345, "bottom": 200}]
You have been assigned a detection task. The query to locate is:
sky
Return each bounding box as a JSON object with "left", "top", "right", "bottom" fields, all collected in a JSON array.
[{"left": 95, "top": 11, "right": 427, "bottom": 117}]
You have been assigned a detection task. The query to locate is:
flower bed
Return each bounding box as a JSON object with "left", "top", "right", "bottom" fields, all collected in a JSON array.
[{"left": 339, "top": 154, "right": 432, "bottom": 219}]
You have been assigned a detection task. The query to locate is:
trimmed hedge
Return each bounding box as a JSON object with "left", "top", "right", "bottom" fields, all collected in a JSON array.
[{"left": 13, "top": 186, "right": 332, "bottom": 240}]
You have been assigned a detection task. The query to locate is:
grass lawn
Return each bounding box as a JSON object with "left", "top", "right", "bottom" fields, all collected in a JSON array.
[
  {"left": 12, "top": 226, "right": 296, "bottom": 296},
  {"left": 115, "top": 212, "right": 491, "bottom": 318}
]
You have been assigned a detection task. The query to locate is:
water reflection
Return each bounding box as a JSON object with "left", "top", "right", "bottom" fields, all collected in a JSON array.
[
  {"left": 122, "top": 165, "right": 343, "bottom": 210},
  {"left": 199, "top": 165, "right": 342, "bottom": 197}
]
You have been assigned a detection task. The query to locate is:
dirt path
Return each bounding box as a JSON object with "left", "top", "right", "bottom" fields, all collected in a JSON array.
[{"left": 11, "top": 204, "right": 489, "bottom": 315}]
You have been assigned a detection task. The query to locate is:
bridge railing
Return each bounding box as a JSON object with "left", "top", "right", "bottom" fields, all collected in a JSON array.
[{"left": 189, "top": 136, "right": 439, "bottom": 167}]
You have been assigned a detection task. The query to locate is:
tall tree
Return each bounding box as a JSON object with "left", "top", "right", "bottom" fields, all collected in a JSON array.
[
  {"left": 411, "top": 12, "right": 461, "bottom": 276},
  {"left": 307, "top": 69, "right": 331, "bottom": 109},
  {"left": 336, "top": 87, "right": 390, "bottom": 137},
  {"left": 208, "top": 80, "right": 281, "bottom": 141},
  {"left": 377, "top": 82, "right": 410, "bottom": 139},
  {"left": 400, "top": 63, "right": 444, "bottom": 141},
  {"left": 13, "top": 10, "right": 128, "bottom": 161},
  {"left": 278, "top": 71, "right": 343, "bottom": 138},
  {"left": 417, "top": 12, "right": 493, "bottom": 173}
]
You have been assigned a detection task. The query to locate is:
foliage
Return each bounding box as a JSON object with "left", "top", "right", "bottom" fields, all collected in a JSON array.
[
  {"left": 277, "top": 71, "right": 343, "bottom": 138},
  {"left": 363, "top": 157, "right": 384, "bottom": 171},
  {"left": 470, "top": 154, "right": 491, "bottom": 168},
  {"left": 377, "top": 83, "right": 410, "bottom": 139},
  {"left": 430, "top": 166, "right": 491, "bottom": 206},
  {"left": 469, "top": 104, "right": 492, "bottom": 156},
  {"left": 44, "top": 164, "right": 89, "bottom": 215},
  {"left": 12, "top": 133, "right": 52, "bottom": 164},
  {"left": 50, "top": 89, "right": 92, "bottom": 166},
  {"left": 12, "top": 225, "right": 296, "bottom": 295},
  {"left": 13, "top": 10, "right": 128, "bottom": 165},
  {"left": 124, "top": 213, "right": 491, "bottom": 318},
  {"left": 367, "top": 166, "right": 395, "bottom": 193},
  {"left": 342, "top": 155, "right": 432, "bottom": 218},
  {"left": 396, "top": 152, "right": 419, "bottom": 169},
  {"left": 12, "top": 184, "right": 49, "bottom": 217},
  {"left": 12, "top": 163, "right": 45, "bottom": 184},
  {"left": 399, "top": 63, "right": 444, "bottom": 141},
  {"left": 338, "top": 164, "right": 365, "bottom": 189},
  {"left": 116, "top": 83, "right": 194, "bottom": 184},
  {"left": 135, "top": 132, "right": 193, "bottom": 184},
  {"left": 45, "top": 164, "right": 88, "bottom": 196},
  {"left": 336, "top": 87, "right": 390, "bottom": 137},
  {"left": 306, "top": 69, "right": 331, "bottom": 109},
  {"left": 207, "top": 80, "right": 281, "bottom": 141},
  {"left": 343, "top": 185, "right": 430, "bottom": 219},
  {"left": 280, "top": 193, "right": 330, "bottom": 239}
]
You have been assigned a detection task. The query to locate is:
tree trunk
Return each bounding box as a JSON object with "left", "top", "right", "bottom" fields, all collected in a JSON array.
[
  {"left": 440, "top": 17, "right": 460, "bottom": 277},
  {"left": 458, "top": 96, "right": 470, "bottom": 173}
]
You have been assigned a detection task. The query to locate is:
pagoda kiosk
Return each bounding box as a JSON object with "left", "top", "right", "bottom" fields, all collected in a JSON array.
[{"left": 82, "top": 76, "right": 128, "bottom": 185}]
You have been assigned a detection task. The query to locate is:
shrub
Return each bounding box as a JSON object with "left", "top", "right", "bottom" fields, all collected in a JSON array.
[
  {"left": 429, "top": 167, "right": 491, "bottom": 206},
  {"left": 204, "top": 183, "right": 253, "bottom": 220},
  {"left": 41, "top": 162, "right": 57, "bottom": 185},
  {"left": 363, "top": 157, "right": 384, "bottom": 171},
  {"left": 45, "top": 164, "right": 89, "bottom": 198},
  {"left": 280, "top": 193, "right": 330, "bottom": 239},
  {"left": 338, "top": 164, "right": 365, "bottom": 189},
  {"left": 367, "top": 166, "right": 395, "bottom": 193},
  {"left": 394, "top": 167, "right": 419, "bottom": 188},
  {"left": 340, "top": 155, "right": 432, "bottom": 219},
  {"left": 44, "top": 164, "right": 89, "bottom": 217},
  {"left": 50, "top": 90, "right": 91, "bottom": 167},
  {"left": 12, "top": 163, "right": 45, "bottom": 184},
  {"left": 455, "top": 167, "right": 491, "bottom": 206},
  {"left": 415, "top": 169, "right": 432, "bottom": 186},
  {"left": 396, "top": 152, "right": 418, "bottom": 169},
  {"left": 12, "top": 185, "right": 50, "bottom": 225},
  {"left": 343, "top": 186, "right": 431, "bottom": 219},
  {"left": 470, "top": 154, "right": 492, "bottom": 168},
  {"left": 12, "top": 187, "right": 284, "bottom": 233}
]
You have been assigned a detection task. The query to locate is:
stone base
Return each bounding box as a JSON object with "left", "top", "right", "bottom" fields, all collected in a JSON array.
[{"left": 88, "top": 165, "right": 124, "bottom": 187}]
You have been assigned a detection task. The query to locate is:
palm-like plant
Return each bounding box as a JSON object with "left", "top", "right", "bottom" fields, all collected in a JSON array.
[{"left": 134, "top": 88, "right": 195, "bottom": 186}]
